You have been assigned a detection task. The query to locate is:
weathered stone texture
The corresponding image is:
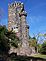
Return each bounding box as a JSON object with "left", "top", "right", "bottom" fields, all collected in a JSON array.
[{"left": 8, "top": 2, "right": 33, "bottom": 56}]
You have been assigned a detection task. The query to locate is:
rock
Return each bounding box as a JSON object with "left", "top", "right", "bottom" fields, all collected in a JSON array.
[{"left": 9, "top": 46, "right": 36, "bottom": 56}]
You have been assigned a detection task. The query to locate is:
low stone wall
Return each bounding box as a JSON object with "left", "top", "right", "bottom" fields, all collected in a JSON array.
[{"left": 9, "top": 46, "right": 36, "bottom": 56}]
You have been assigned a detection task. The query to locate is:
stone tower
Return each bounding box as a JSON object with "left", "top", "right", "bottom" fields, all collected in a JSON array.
[{"left": 8, "top": 2, "right": 30, "bottom": 55}]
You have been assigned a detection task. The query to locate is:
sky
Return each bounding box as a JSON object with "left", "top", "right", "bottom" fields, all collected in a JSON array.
[{"left": 0, "top": 0, "right": 46, "bottom": 37}]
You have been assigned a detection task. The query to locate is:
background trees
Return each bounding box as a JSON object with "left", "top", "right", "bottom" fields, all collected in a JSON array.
[
  {"left": 29, "top": 33, "right": 46, "bottom": 54},
  {"left": 29, "top": 37, "right": 37, "bottom": 47}
]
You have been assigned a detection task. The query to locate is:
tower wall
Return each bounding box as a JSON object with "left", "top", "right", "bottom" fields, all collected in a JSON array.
[
  {"left": 8, "top": 2, "right": 30, "bottom": 55},
  {"left": 8, "top": 2, "right": 24, "bottom": 31},
  {"left": 19, "top": 11, "right": 29, "bottom": 48}
]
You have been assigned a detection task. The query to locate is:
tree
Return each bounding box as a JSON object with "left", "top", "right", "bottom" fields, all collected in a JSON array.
[
  {"left": 37, "top": 44, "right": 42, "bottom": 53},
  {"left": 29, "top": 37, "right": 37, "bottom": 47},
  {"left": 0, "top": 25, "right": 21, "bottom": 54},
  {"left": 0, "top": 25, "right": 10, "bottom": 54},
  {"left": 29, "top": 33, "right": 46, "bottom": 54},
  {"left": 33, "top": 33, "right": 45, "bottom": 53},
  {"left": 40, "top": 41, "right": 46, "bottom": 54},
  {"left": 6, "top": 31, "right": 20, "bottom": 48},
  {"left": 0, "top": 25, "right": 21, "bottom": 61}
]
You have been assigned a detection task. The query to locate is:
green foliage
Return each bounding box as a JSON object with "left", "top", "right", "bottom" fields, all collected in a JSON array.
[
  {"left": 29, "top": 37, "right": 37, "bottom": 47},
  {"left": 0, "top": 25, "right": 21, "bottom": 54},
  {"left": 40, "top": 41, "right": 46, "bottom": 54},
  {"left": 0, "top": 25, "right": 21, "bottom": 61},
  {"left": 0, "top": 25, "right": 10, "bottom": 54},
  {"left": 37, "top": 44, "right": 42, "bottom": 53},
  {"left": 6, "top": 31, "right": 20, "bottom": 48},
  {"left": 29, "top": 33, "right": 46, "bottom": 53}
]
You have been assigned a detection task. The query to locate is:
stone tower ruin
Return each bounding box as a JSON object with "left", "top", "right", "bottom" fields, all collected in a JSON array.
[{"left": 8, "top": 2, "right": 31, "bottom": 55}]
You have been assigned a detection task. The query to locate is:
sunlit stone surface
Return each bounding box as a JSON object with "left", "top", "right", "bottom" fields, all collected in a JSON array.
[{"left": 8, "top": 1, "right": 35, "bottom": 56}]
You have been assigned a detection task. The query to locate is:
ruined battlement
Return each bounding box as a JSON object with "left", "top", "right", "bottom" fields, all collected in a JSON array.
[{"left": 8, "top": 1, "right": 24, "bottom": 11}]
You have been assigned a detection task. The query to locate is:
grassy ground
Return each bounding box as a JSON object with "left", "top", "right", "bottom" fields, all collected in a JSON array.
[
  {"left": 0, "top": 54, "right": 46, "bottom": 61},
  {"left": 31, "top": 54, "right": 46, "bottom": 59},
  {"left": 10, "top": 54, "right": 46, "bottom": 61}
]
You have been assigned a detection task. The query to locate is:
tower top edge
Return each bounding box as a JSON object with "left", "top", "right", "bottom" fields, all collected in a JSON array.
[{"left": 8, "top": 1, "right": 24, "bottom": 7}]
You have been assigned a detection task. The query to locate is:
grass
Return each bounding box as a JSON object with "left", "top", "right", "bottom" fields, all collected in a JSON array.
[
  {"left": 10, "top": 54, "right": 46, "bottom": 61},
  {"left": 31, "top": 54, "right": 46, "bottom": 59}
]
